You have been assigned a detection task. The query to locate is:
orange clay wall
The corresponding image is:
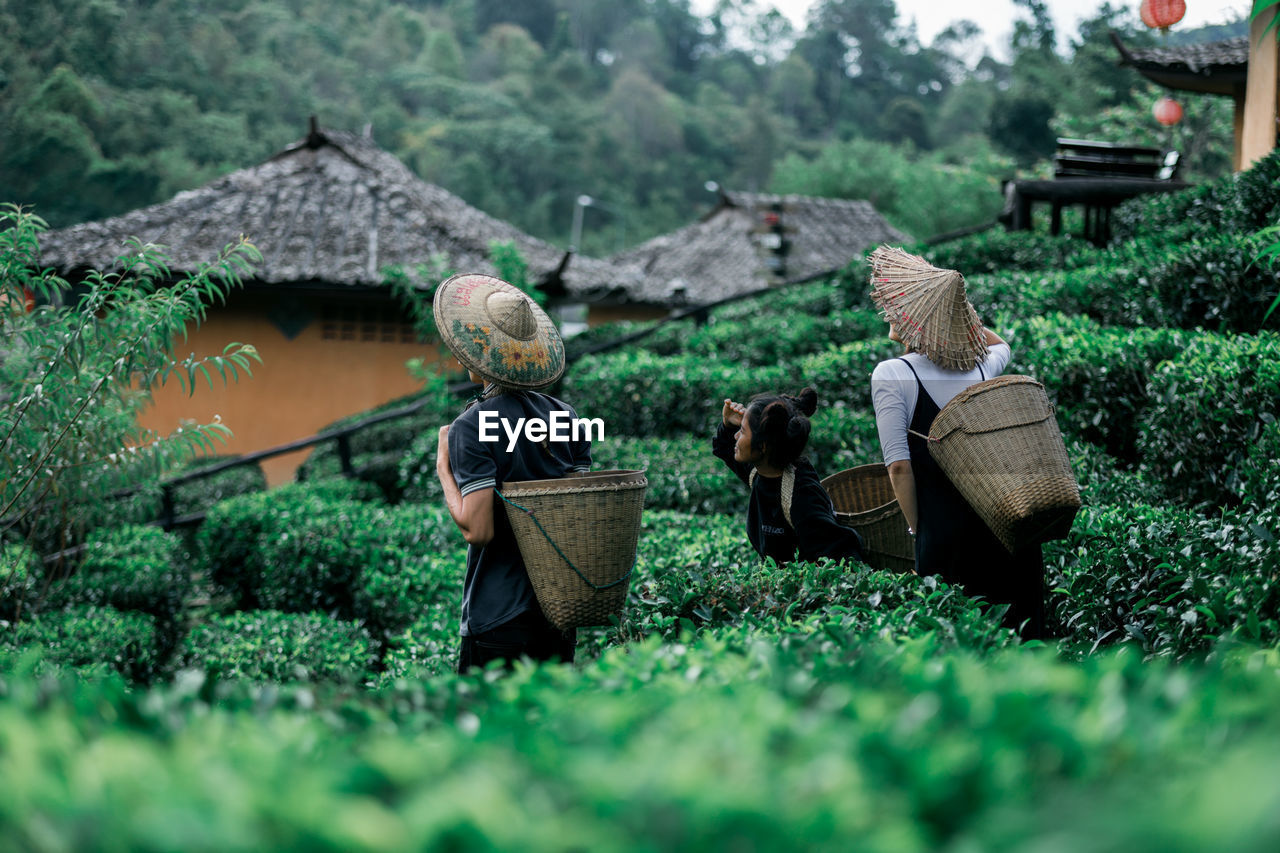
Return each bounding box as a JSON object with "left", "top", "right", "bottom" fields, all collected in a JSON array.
[
  {"left": 138, "top": 295, "right": 669, "bottom": 486},
  {"left": 138, "top": 292, "right": 442, "bottom": 486}
]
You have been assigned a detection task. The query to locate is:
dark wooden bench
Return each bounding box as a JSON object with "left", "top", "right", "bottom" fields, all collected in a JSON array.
[{"left": 1001, "top": 138, "right": 1186, "bottom": 245}]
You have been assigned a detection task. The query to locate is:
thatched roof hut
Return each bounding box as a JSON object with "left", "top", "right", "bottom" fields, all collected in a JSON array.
[
  {"left": 37, "top": 120, "right": 631, "bottom": 295},
  {"left": 606, "top": 190, "right": 909, "bottom": 306}
]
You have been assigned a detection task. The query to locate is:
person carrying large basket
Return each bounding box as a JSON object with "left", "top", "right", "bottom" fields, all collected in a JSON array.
[
  {"left": 868, "top": 247, "right": 1046, "bottom": 640},
  {"left": 434, "top": 274, "right": 592, "bottom": 672}
]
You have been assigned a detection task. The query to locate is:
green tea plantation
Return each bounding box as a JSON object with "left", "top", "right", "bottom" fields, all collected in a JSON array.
[{"left": 3, "top": 154, "right": 1280, "bottom": 850}]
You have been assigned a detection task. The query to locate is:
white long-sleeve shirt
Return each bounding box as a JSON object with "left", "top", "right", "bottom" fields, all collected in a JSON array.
[{"left": 870, "top": 343, "right": 1012, "bottom": 465}]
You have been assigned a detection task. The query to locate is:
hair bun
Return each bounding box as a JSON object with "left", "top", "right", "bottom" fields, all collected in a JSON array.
[{"left": 793, "top": 387, "right": 818, "bottom": 417}]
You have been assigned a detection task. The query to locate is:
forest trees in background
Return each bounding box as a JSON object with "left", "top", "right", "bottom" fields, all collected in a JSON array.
[{"left": 0, "top": 0, "right": 1239, "bottom": 248}]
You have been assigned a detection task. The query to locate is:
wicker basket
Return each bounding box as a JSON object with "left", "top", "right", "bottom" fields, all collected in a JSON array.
[
  {"left": 821, "top": 465, "right": 915, "bottom": 573},
  {"left": 928, "top": 375, "right": 1081, "bottom": 553},
  {"left": 499, "top": 469, "right": 647, "bottom": 631}
]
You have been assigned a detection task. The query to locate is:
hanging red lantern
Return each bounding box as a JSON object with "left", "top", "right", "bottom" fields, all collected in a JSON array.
[
  {"left": 1153, "top": 96, "right": 1184, "bottom": 126},
  {"left": 1140, "top": 0, "right": 1187, "bottom": 32}
]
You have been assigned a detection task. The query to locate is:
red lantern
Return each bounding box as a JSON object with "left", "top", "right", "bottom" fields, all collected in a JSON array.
[
  {"left": 1153, "top": 96, "right": 1184, "bottom": 126},
  {"left": 1140, "top": 0, "right": 1187, "bottom": 32}
]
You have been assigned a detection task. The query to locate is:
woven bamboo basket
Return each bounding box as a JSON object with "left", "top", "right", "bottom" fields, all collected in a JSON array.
[
  {"left": 499, "top": 469, "right": 647, "bottom": 631},
  {"left": 928, "top": 375, "right": 1081, "bottom": 553},
  {"left": 821, "top": 465, "right": 915, "bottom": 573}
]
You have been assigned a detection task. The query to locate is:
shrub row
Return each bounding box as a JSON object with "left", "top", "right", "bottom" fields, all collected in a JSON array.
[
  {"left": 917, "top": 228, "right": 1098, "bottom": 275},
  {"left": 563, "top": 349, "right": 797, "bottom": 437},
  {"left": 1045, "top": 502, "right": 1280, "bottom": 659},
  {"left": 178, "top": 610, "right": 375, "bottom": 683},
  {"left": 2, "top": 605, "right": 158, "bottom": 681},
  {"left": 1002, "top": 313, "right": 1191, "bottom": 463},
  {"left": 1110, "top": 147, "right": 1280, "bottom": 244},
  {"left": 972, "top": 233, "right": 1275, "bottom": 334},
  {"left": 4, "top": 626, "right": 1280, "bottom": 851},
  {"left": 197, "top": 483, "right": 461, "bottom": 640},
  {"left": 1136, "top": 331, "right": 1280, "bottom": 508},
  {"left": 195, "top": 479, "right": 381, "bottom": 610}
]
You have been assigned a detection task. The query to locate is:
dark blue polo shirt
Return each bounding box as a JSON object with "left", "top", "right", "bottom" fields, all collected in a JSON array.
[{"left": 448, "top": 391, "right": 592, "bottom": 635}]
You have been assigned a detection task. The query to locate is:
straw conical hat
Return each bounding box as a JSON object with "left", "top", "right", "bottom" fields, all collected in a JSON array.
[
  {"left": 868, "top": 246, "right": 988, "bottom": 371},
  {"left": 434, "top": 273, "right": 565, "bottom": 389}
]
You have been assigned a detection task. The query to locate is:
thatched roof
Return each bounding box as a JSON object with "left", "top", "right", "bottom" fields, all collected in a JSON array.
[
  {"left": 608, "top": 190, "right": 909, "bottom": 306},
  {"left": 1111, "top": 33, "right": 1247, "bottom": 96},
  {"left": 37, "top": 122, "right": 632, "bottom": 296}
]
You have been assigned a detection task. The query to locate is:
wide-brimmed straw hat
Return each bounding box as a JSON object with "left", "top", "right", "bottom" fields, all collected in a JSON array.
[
  {"left": 868, "top": 246, "right": 988, "bottom": 371},
  {"left": 434, "top": 273, "right": 565, "bottom": 389}
]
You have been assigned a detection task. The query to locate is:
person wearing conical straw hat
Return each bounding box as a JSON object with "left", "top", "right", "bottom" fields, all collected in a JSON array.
[
  {"left": 868, "top": 246, "right": 1045, "bottom": 640},
  {"left": 434, "top": 273, "right": 592, "bottom": 672}
]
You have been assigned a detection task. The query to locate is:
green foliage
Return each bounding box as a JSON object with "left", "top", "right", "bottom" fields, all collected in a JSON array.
[
  {"left": 563, "top": 350, "right": 796, "bottom": 437},
  {"left": 971, "top": 233, "right": 1278, "bottom": 335},
  {"left": 124, "top": 454, "right": 268, "bottom": 525},
  {"left": 1067, "top": 440, "right": 1169, "bottom": 508},
  {"left": 1110, "top": 148, "right": 1280, "bottom": 245},
  {"left": 0, "top": 542, "right": 39, "bottom": 622},
  {"left": 1138, "top": 332, "right": 1280, "bottom": 508},
  {"left": 4, "top": 605, "right": 158, "bottom": 680},
  {"left": 680, "top": 308, "right": 883, "bottom": 365},
  {"left": 0, "top": 205, "right": 261, "bottom": 553},
  {"left": 488, "top": 240, "right": 544, "bottom": 306},
  {"left": 590, "top": 434, "right": 739, "bottom": 514},
  {"left": 1003, "top": 313, "right": 1191, "bottom": 463},
  {"left": 178, "top": 610, "right": 374, "bottom": 683},
  {"left": 195, "top": 480, "right": 381, "bottom": 610},
  {"left": 770, "top": 137, "right": 1012, "bottom": 239},
  {"left": 54, "top": 525, "right": 189, "bottom": 622},
  {"left": 916, "top": 229, "right": 1098, "bottom": 275},
  {"left": 1046, "top": 503, "right": 1280, "bottom": 658},
  {"left": 9, "top": 628, "right": 1280, "bottom": 850},
  {"left": 1252, "top": 223, "right": 1280, "bottom": 326},
  {"left": 617, "top": 511, "right": 1015, "bottom": 652},
  {"left": 799, "top": 339, "right": 904, "bottom": 411}
]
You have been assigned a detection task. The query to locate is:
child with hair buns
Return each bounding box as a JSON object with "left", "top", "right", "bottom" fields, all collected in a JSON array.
[{"left": 713, "top": 387, "right": 865, "bottom": 566}]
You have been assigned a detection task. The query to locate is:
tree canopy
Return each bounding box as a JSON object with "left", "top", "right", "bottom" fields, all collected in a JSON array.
[{"left": 0, "top": 0, "right": 1240, "bottom": 246}]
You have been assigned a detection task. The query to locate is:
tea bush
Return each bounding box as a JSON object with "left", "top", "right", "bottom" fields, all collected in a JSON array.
[
  {"left": 676, "top": 308, "right": 883, "bottom": 366},
  {"left": 1045, "top": 503, "right": 1280, "bottom": 659},
  {"left": 0, "top": 542, "right": 39, "bottom": 622},
  {"left": 54, "top": 525, "right": 189, "bottom": 620},
  {"left": 1111, "top": 147, "right": 1280, "bottom": 244},
  {"left": 918, "top": 228, "right": 1097, "bottom": 275},
  {"left": 806, "top": 403, "right": 884, "bottom": 472},
  {"left": 563, "top": 350, "right": 796, "bottom": 437},
  {"left": 1067, "top": 440, "right": 1169, "bottom": 508},
  {"left": 3, "top": 605, "right": 158, "bottom": 680},
  {"left": 974, "top": 233, "right": 1275, "bottom": 334},
  {"left": 178, "top": 610, "right": 374, "bottom": 683},
  {"left": 4, "top": 633, "right": 1280, "bottom": 851},
  {"left": 590, "top": 434, "right": 740, "bottom": 513},
  {"left": 799, "top": 338, "right": 903, "bottom": 411},
  {"left": 1004, "top": 313, "right": 1190, "bottom": 463},
  {"left": 1138, "top": 331, "right": 1280, "bottom": 508},
  {"left": 196, "top": 479, "right": 381, "bottom": 609},
  {"left": 51, "top": 525, "right": 191, "bottom": 663}
]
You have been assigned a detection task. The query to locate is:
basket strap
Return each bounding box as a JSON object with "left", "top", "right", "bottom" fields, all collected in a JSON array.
[
  {"left": 749, "top": 465, "right": 796, "bottom": 528},
  {"left": 494, "top": 490, "right": 635, "bottom": 591}
]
